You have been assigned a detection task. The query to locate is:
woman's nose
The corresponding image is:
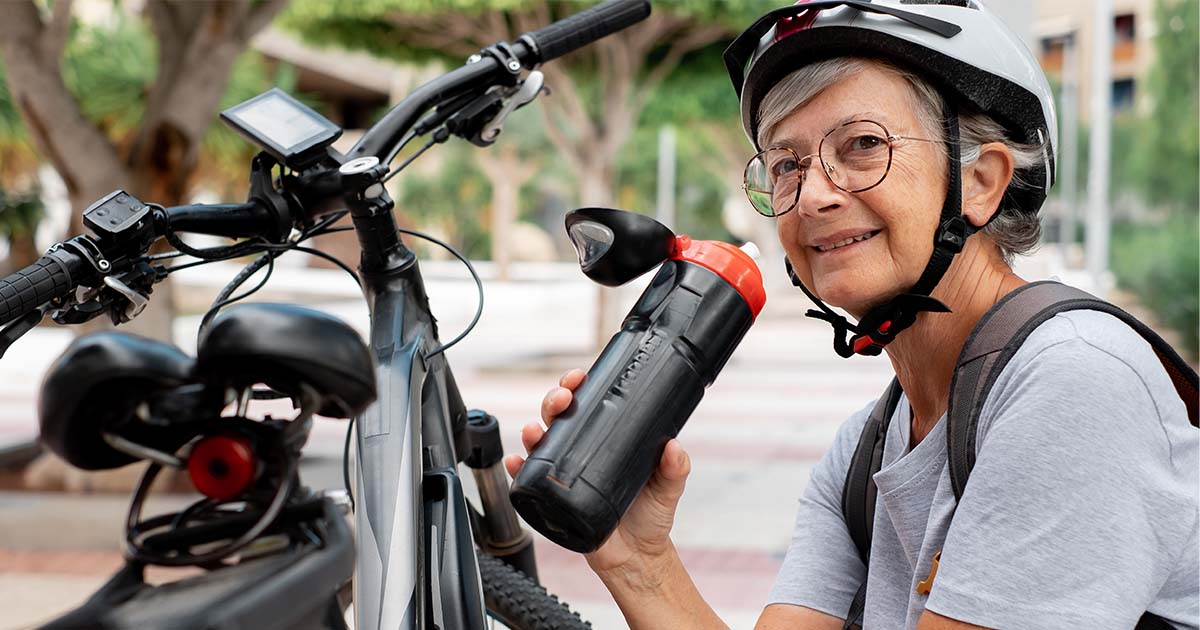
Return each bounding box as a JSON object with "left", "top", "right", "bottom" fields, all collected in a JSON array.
[{"left": 795, "top": 162, "right": 845, "bottom": 217}]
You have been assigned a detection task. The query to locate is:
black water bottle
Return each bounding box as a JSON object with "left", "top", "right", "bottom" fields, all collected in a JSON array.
[{"left": 510, "top": 208, "right": 766, "bottom": 553}]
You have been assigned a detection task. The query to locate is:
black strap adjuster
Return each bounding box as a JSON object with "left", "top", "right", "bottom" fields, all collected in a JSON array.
[{"left": 935, "top": 216, "right": 972, "bottom": 254}]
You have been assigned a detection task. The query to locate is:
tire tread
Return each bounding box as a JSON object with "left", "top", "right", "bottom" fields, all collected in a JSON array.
[{"left": 477, "top": 553, "right": 591, "bottom": 630}]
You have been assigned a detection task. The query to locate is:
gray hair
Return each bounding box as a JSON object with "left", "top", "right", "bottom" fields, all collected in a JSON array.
[{"left": 757, "top": 57, "right": 1044, "bottom": 262}]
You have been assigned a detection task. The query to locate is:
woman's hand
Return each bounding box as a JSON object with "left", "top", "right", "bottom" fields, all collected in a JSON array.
[{"left": 503, "top": 368, "right": 693, "bottom": 579}]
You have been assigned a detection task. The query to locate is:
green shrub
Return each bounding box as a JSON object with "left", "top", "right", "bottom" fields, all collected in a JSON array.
[
  {"left": 1111, "top": 212, "right": 1199, "bottom": 359},
  {"left": 0, "top": 188, "right": 44, "bottom": 239}
]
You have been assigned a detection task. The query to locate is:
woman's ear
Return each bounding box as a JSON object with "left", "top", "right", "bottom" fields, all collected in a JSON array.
[{"left": 962, "top": 142, "right": 1015, "bottom": 228}]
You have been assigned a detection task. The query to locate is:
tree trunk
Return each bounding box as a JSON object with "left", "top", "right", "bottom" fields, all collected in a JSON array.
[
  {"left": 8, "top": 233, "right": 39, "bottom": 270},
  {"left": 0, "top": 232, "right": 39, "bottom": 276},
  {"left": 575, "top": 155, "right": 618, "bottom": 346},
  {"left": 361, "top": 5, "right": 730, "bottom": 345},
  {"left": 477, "top": 144, "right": 538, "bottom": 281},
  {"left": 576, "top": 160, "right": 616, "bottom": 209},
  {"left": 490, "top": 177, "right": 516, "bottom": 281}
]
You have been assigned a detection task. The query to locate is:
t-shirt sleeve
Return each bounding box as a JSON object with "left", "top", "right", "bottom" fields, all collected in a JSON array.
[
  {"left": 766, "top": 401, "right": 873, "bottom": 619},
  {"left": 925, "top": 318, "right": 1198, "bottom": 630}
]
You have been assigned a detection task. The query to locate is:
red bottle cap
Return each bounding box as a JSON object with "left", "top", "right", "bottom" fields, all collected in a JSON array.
[{"left": 669, "top": 235, "right": 766, "bottom": 318}]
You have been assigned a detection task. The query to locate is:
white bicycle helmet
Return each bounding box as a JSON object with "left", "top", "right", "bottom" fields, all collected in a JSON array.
[{"left": 723, "top": 0, "right": 1059, "bottom": 358}]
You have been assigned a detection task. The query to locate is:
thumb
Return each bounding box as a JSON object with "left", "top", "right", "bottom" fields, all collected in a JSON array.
[{"left": 645, "top": 439, "right": 690, "bottom": 511}]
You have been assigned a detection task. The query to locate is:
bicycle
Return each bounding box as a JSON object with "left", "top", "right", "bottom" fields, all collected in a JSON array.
[{"left": 0, "top": 1, "right": 652, "bottom": 627}]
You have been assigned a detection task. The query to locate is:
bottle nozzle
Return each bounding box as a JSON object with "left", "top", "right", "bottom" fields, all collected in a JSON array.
[{"left": 739, "top": 242, "right": 761, "bottom": 260}]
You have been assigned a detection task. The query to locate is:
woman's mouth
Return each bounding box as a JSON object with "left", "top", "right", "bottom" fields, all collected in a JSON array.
[{"left": 812, "top": 230, "right": 881, "bottom": 253}]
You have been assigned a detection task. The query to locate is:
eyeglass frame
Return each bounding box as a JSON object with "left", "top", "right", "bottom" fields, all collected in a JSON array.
[{"left": 742, "top": 118, "right": 939, "bottom": 218}]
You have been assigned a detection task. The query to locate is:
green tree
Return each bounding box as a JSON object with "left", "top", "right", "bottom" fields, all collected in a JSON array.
[
  {"left": 1, "top": 16, "right": 301, "bottom": 269},
  {"left": 282, "top": 0, "right": 753, "bottom": 208},
  {"left": 0, "top": 66, "right": 39, "bottom": 186},
  {"left": 396, "top": 142, "right": 494, "bottom": 260},
  {"left": 1105, "top": 0, "right": 1200, "bottom": 358},
  {"left": 0, "top": 188, "right": 44, "bottom": 276},
  {"left": 0, "top": 0, "right": 289, "bottom": 340},
  {"left": 1, "top": 1, "right": 290, "bottom": 221},
  {"left": 620, "top": 42, "right": 744, "bottom": 239},
  {"left": 0, "top": 64, "right": 44, "bottom": 271},
  {"left": 1138, "top": 0, "right": 1199, "bottom": 210},
  {"left": 1112, "top": 213, "right": 1199, "bottom": 357},
  {"left": 283, "top": 1, "right": 764, "bottom": 340}
]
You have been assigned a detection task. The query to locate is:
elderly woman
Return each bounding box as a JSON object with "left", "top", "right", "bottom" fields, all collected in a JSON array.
[{"left": 507, "top": 2, "right": 1199, "bottom": 629}]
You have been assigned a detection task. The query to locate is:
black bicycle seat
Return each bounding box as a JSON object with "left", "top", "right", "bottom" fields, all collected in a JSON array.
[
  {"left": 196, "top": 303, "right": 376, "bottom": 418},
  {"left": 39, "top": 332, "right": 199, "bottom": 470}
]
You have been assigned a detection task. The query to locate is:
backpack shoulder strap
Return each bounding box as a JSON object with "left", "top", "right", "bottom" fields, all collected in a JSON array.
[
  {"left": 840, "top": 377, "right": 903, "bottom": 629},
  {"left": 842, "top": 377, "right": 904, "bottom": 563},
  {"left": 946, "top": 280, "right": 1199, "bottom": 501}
]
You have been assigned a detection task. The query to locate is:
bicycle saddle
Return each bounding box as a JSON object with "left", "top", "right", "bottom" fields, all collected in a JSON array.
[
  {"left": 39, "top": 332, "right": 199, "bottom": 470},
  {"left": 196, "top": 303, "right": 376, "bottom": 418}
]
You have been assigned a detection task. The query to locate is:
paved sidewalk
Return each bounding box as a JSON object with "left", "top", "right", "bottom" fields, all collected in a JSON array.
[{"left": 1, "top": 262, "right": 893, "bottom": 629}]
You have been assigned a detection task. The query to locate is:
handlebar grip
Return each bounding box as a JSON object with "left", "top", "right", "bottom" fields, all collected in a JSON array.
[
  {"left": 0, "top": 250, "right": 84, "bottom": 327},
  {"left": 522, "top": 0, "right": 651, "bottom": 63}
]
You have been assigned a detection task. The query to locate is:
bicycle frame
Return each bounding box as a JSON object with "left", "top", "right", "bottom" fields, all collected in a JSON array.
[{"left": 346, "top": 189, "right": 488, "bottom": 630}]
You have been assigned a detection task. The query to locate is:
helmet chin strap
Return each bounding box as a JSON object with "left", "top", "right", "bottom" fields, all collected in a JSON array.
[{"left": 789, "top": 99, "right": 976, "bottom": 358}]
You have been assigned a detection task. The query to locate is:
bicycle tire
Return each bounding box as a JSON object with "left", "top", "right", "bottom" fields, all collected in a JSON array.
[{"left": 477, "top": 552, "right": 591, "bottom": 629}]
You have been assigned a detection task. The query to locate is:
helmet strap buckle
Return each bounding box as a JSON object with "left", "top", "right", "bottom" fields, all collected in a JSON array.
[
  {"left": 935, "top": 215, "right": 973, "bottom": 254},
  {"left": 847, "top": 293, "right": 952, "bottom": 356}
]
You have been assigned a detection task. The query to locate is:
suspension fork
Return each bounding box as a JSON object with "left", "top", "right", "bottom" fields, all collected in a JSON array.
[{"left": 460, "top": 409, "right": 539, "bottom": 582}]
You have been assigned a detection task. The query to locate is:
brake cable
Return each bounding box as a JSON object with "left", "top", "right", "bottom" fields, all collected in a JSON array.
[{"left": 383, "top": 128, "right": 451, "bottom": 184}]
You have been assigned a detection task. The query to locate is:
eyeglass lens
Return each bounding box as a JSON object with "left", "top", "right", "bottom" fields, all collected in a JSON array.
[{"left": 744, "top": 120, "right": 893, "bottom": 217}]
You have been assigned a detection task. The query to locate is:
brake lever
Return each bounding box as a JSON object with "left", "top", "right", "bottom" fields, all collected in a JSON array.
[
  {"left": 52, "top": 294, "right": 108, "bottom": 325},
  {"left": 104, "top": 275, "right": 150, "bottom": 322},
  {"left": 479, "top": 70, "right": 545, "bottom": 144},
  {"left": 51, "top": 260, "right": 163, "bottom": 325},
  {"left": 106, "top": 261, "right": 163, "bottom": 324}
]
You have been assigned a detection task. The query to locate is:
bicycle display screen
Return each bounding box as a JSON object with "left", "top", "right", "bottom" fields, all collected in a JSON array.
[{"left": 221, "top": 88, "right": 341, "bottom": 168}]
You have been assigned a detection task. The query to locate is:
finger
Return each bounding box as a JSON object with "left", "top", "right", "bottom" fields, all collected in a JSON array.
[
  {"left": 540, "top": 386, "right": 573, "bottom": 425},
  {"left": 658, "top": 439, "right": 691, "bottom": 482},
  {"left": 644, "top": 440, "right": 691, "bottom": 511},
  {"left": 504, "top": 454, "right": 525, "bottom": 479},
  {"left": 559, "top": 369, "right": 587, "bottom": 390},
  {"left": 521, "top": 421, "right": 546, "bottom": 453}
]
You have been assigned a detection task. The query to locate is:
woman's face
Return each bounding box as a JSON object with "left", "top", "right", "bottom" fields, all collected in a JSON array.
[{"left": 770, "top": 64, "right": 947, "bottom": 317}]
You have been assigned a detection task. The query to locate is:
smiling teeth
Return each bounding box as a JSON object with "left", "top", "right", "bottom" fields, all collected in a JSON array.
[{"left": 817, "top": 231, "right": 877, "bottom": 252}]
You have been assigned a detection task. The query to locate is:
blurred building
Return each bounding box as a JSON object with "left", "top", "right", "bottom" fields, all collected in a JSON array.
[{"left": 1034, "top": 0, "right": 1155, "bottom": 120}]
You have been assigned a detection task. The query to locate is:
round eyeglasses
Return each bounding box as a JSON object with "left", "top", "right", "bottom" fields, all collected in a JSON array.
[{"left": 743, "top": 119, "right": 937, "bottom": 217}]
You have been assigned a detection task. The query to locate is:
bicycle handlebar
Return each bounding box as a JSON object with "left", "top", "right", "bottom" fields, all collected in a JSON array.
[
  {"left": 0, "top": 199, "right": 273, "bottom": 330},
  {"left": 165, "top": 203, "right": 276, "bottom": 239},
  {"left": 0, "top": 249, "right": 90, "bottom": 328},
  {"left": 522, "top": 0, "right": 650, "bottom": 63}
]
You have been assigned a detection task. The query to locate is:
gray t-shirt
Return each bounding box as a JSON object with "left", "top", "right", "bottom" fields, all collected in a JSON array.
[{"left": 768, "top": 310, "right": 1199, "bottom": 629}]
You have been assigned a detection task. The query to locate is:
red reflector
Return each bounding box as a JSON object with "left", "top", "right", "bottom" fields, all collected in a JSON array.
[{"left": 188, "top": 435, "right": 256, "bottom": 501}]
